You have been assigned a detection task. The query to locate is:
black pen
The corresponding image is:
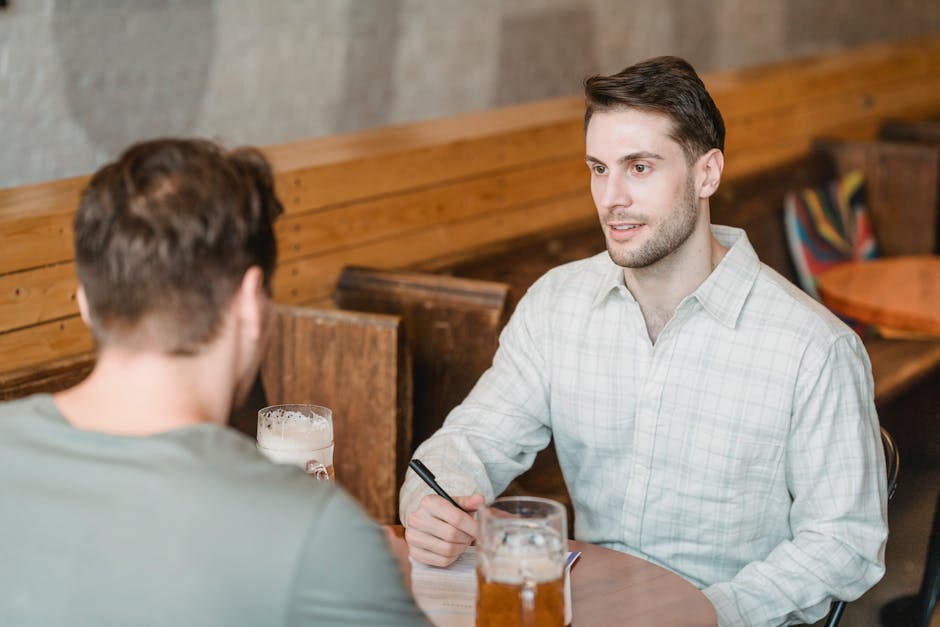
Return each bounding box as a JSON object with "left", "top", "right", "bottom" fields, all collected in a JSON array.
[{"left": 408, "top": 459, "right": 467, "bottom": 512}]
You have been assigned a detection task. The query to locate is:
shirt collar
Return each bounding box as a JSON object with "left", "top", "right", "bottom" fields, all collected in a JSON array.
[
  {"left": 590, "top": 225, "right": 761, "bottom": 329},
  {"left": 690, "top": 225, "right": 761, "bottom": 329},
  {"left": 591, "top": 255, "right": 629, "bottom": 309}
]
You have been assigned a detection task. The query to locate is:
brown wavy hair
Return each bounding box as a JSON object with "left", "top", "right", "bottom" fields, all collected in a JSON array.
[
  {"left": 74, "top": 138, "right": 284, "bottom": 354},
  {"left": 584, "top": 56, "right": 725, "bottom": 164}
]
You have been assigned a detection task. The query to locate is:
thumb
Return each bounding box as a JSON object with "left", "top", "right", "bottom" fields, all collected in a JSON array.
[{"left": 456, "top": 493, "right": 487, "bottom": 512}]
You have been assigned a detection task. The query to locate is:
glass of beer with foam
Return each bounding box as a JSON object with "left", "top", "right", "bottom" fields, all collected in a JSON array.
[
  {"left": 256, "top": 404, "right": 334, "bottom": 481},
  {"left": 476, "top": 496, "right": 567, "bottom": 627}
]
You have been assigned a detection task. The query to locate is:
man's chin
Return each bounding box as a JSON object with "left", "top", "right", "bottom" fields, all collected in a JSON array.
[{"left": 606, "top": 244, "right": 644, "bottom": 269}]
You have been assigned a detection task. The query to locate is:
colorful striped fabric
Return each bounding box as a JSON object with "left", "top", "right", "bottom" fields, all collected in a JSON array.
[{"left": 783, "top": 170, "right": 879, "bottom": 300}]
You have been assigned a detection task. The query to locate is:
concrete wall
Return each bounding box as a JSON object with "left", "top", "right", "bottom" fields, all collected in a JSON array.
[{"left": 1, "top": 0, "right": 939, "bottom": 189}]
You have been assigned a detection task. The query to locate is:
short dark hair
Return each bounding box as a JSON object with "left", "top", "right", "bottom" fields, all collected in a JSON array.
[
  {"left": 74, "top": 138, "right": 284, "bottom": 354},
  {"left": 583, "top": 56, "right": 725, "bottom": 163}
]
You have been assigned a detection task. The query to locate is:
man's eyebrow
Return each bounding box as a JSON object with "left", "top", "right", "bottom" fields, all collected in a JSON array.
[
  {"left": 617, "top": 151, "right": 664, "bottom": 164},
  {"left": 583, "top": 151, "right": 665, "bottom": 164}
]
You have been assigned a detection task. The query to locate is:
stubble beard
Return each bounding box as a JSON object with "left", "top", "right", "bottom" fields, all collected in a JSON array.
[{"left": 606, "top": 174, "right": 699, "bottom": 269}]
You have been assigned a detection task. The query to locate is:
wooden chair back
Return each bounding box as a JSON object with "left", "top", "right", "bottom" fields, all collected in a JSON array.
[
  {"left": 334, "top": 267, "right": 508, "bottom": 448},
  {"left": 261, "top": 304, "right": 412, "bottom": 524}
]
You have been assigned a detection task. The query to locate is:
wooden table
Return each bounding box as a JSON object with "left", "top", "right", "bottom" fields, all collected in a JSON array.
[
  {"left": 394, "top": 523, "right": 716, "bottom": 627},
  {"left": 817, "top": 256, "right": 940, "bottom": 336},
  {"left": 567, "top": 540, "right": 715, "bottom": 626}
]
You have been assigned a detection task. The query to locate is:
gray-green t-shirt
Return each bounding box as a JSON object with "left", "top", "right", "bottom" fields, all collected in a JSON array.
[{"left": 0, "top": 394, "right": 428, "bottom": 627}]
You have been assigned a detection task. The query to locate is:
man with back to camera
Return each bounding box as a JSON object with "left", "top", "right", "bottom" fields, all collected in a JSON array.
[
  {"left": 400, "top": 57, "right": 888, "bottom": 626},
  {"left": 0, "top": 139, "right": 428, "bottom": 626}
]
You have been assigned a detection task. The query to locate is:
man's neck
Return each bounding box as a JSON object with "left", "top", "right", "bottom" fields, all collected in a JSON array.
[
  {"left": 623, "top": 228, "right": 728, "bottom": 343},
  {"left": 53, "top": 346, "right": 236, "bottom": 437}
]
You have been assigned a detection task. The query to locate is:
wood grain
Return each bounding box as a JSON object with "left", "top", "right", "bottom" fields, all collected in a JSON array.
[
  {"left": 334, "top": 267, "right": 509, "bottom": 449},
  {"left": 817, "top": 256, "right": 940, "bottom": 335},
  {"left": 0, "top": 263, "right": 78, "bottom": 333}
]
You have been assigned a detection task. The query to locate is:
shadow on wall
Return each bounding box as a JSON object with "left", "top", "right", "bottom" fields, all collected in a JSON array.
[{"left": 53, "top": 0, "right": 215, "bottom": 156}]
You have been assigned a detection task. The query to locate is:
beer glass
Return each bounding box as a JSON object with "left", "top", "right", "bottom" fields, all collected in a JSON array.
[
  {"left": 476, "top": 496, "right": 567, "bottom": 627},
  {"left": 256, "top": 404, "right": 335, "bottom": 481}
]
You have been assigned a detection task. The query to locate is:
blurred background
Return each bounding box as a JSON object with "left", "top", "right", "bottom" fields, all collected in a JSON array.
[{"left": 2, "top": 0, "right": 940, "bottom": 188}]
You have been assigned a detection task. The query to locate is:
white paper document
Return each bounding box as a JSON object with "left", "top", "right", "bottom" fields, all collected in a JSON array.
[{"left": 410, "top": 548, "right": 580, "bottom": 627}]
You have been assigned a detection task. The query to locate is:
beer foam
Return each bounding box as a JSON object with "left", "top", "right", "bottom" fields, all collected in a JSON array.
[{"left": 257, "top": 408, "right": 332, "bottom": 451}]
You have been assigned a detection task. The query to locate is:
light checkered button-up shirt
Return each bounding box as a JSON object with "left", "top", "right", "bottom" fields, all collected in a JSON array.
[{"left": 400, "top": 226, "right": 887, "bottom": 627}]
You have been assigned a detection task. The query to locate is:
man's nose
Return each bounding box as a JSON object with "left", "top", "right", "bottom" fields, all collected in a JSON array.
[{"left": 602, "top": 173, "right": 631, "bottom": 209}]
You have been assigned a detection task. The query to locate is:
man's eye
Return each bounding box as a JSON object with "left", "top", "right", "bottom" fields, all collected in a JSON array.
[
  {"left": 592, "top": 164, "right": 607, "bottom": 175},
  {"left": 633, "top": 163, "right": 648, "bottom": 174}
]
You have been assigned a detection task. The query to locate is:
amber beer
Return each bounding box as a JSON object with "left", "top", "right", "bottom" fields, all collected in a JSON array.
[
  {"left": 257, "top": 404, "right": 335, "bottom": 481},
  {"left": 475, "top": 555, "right": 564, "bottom": 627},
  {"left": 475, "top": 497, "right": 568, "bottom": 627}
]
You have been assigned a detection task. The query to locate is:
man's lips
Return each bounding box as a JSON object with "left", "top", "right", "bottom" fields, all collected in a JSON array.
[{"left": 607, "top": 222, "right": 644, "bottom": 240}]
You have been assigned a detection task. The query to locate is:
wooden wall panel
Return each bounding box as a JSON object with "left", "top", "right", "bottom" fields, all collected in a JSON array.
[
  {"left": 0, "top": 213, "right": 75, "bottom": 275},
  {"left": 272, "top": 192, "right": 596, "bottom": 304},
  {"left": 276, "top": 157, "right": 586, "bottom": 263},
  {"left": 278, "top": 119, "right": 584, "bottom": 215},
  {"left": 0, "top": 316, "right": 92, "bottom": 373},
  {"left": 0, "top": 264, "right": 78, "bottom": 333}
]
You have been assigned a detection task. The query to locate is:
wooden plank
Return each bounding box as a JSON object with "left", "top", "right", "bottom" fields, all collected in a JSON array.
[
  {"left": 0, "top": 316, "right": 93, "bottom": 373},
  {"left": 0, "top": 175, "right": 86, "bottom": 219},
  {"left": 273, "top": 192, "right": 596, "bottom": 304},
  {"left": 276, "top": 157, "right": 586, "bottom": 262},
  {"left": 264, "top": 96, "right": 585, "bottom": 173},
  {"left": 260, "top": 305, "right": 411, "bottom": 524},
  {"left": 334, "top": 267, "right": 509, "bottom": 449},
  {"left": 726, "top": 78, "right": 940, "bottom": 155},
  {"left": 0, "top": 212, "right": 75, "bottom": 276},
  {"left": 287, "top": 120, "right": 584, "bottom": 214},
  {"left": 881, "top": 118, "right": 940, "bottom": 144},
  {"left": 0, "top": 351, "right": 95, "bottom": 401},
  {"left": 708, "top": 34, "right": 940, "bottom": 117},
  {"left": 0, "top": 263, "right": 78, "bottom": 334}
]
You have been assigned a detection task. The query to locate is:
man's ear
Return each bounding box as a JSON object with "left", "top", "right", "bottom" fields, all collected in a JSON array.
[
  {"left": 234, "top": 266, "right": 266, "bottom": 341},
  {"left": 76, "top": 285, "right": 93, "bottom": 327},
  {"left": 697, "top": 149, "right": 724, "bottom": 199}
]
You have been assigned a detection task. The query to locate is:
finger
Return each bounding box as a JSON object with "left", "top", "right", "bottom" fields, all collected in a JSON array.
[
  {"left": 407, "top": 541, "right": 463, "bottom": 568},
  {"left": 407, "top": 503, "right": 475, "bottom": 545},
  {"left": 405, "top": 522, "right": 472, "bottom": 558},
  {"left": 456, "top": 493, "right": 487, "bottom": 512},
  {"left": 419, "top": 495, "right": 479, "bottom": 537},
  {"left": 406, "top": 530, "right": 469, "bottom": 562}
]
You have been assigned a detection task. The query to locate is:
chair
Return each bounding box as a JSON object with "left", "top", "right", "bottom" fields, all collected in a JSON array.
[
  {"left": 824, "top": 426, "right": 900, "bottom": 627},
  {"left": 879, "top": 490, "right": 940, "bottom": 627},
  {"left": 260, "top": 304, "right": 413, "bottom": 524},
  {"left": 334, "top": 266, "right": 510, "bottom": 450}
]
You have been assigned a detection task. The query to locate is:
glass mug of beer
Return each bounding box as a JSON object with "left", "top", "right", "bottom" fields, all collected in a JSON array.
[
  {"left": 476, "top": 496, "right": 567, "bottom": 627},
  {"left": 256, "top": 404, "right": 335, "bottom": 481}
]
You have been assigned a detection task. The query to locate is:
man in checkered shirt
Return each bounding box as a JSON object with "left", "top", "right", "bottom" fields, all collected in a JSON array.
[{"left": 400, "top": 56, "right": 887, "bottom": 627}]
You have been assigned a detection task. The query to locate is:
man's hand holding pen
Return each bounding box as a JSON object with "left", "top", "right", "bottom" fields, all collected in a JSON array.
[{"left": 405, "top": 459, "right": 486, "bottom": 568}]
